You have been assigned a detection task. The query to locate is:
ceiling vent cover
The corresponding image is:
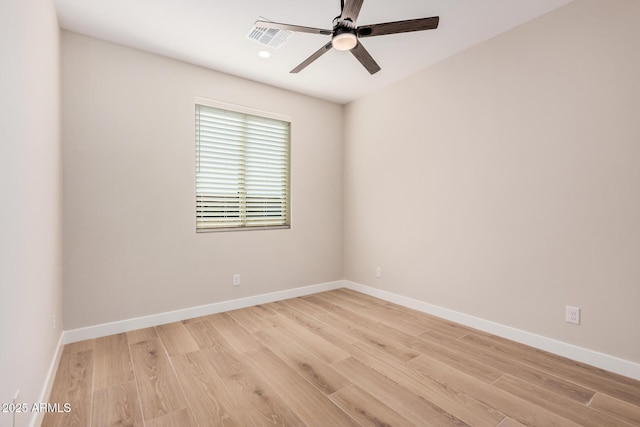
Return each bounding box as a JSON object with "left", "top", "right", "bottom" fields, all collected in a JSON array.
[{"left": 246, "top": 19, "right": 292, "bottom": 49}]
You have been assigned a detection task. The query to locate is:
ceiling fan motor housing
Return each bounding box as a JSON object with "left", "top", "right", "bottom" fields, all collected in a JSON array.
[{"left": 332, "top": 25, "right": 358, "bottom": 51}]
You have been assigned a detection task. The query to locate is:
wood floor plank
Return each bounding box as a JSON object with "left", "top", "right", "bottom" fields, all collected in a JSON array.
[
  {"left": 63, "top": 339, "right": 95, "bottom": 354},
  {"left": 314, "top": 294, "right": 469, "bottom": 364},
  {"left": 222, "top": 363, "right": 307, "bottom": 426},
  {"left": 248, "top": 303, "right": 279, "bottom": 317},
  {"left": 197, "top": 322, "right": 247, "bottom": 378},
  {"left": 473, "top": 333, "right": 640, "bottom": 406},
  {"left": 184, "top": 317, "right": 228, "bottom": 350},
  {"left": 206, "top": 312, "right": 263, "bottom": 353},
  {"left": 155, "top": 322, "right": 199, "bottom": 357},
  {"left": 336, "top": 288, "right": 390, "bottom": 305},
  {"left": 267, "top": 314, "right": 351, "bottom": 364},
  {"left": 126, "top": 327, "right": 158, "bottom": 345},
  {"left": 589, "top": 392, "right": 640, "bottom": 426},
  {"left": 394, "top": 309, "right": 479, "bottom": 339},
  {"left": 93, "top": 333, "right": 134, "bottom": 390},
  {"left": 331, "top": 356, "right": 469, "bottom": 426},
  {"left": 347, "top": 317, "right": 495, "bottom": 381},
  {"left": 327, "top": 289, "right": 373, "bottom": 307},
  {"left": 244, "top": 348, "right": 358, "bottom": 427},
  {"left": 316, "top": 290, "right": 430, "bottom": 336},
  {"left": 179, "top": 333, "right": 306, "bottom": 427},
  {"left": 496, "top": 417, "right": 529, "bottom": 427},
  {"left": 279, "top": 296, "right": 330, "bottom": 319},
  {"left": 421, "top": 328, "right": 470, "bottom": 343},
  {"left": 389, "top": 330, "right": 505, "bottom": 383},
  {"left": 226, "top": 306, "right": 273, "bottom": 333},
  {"left": 329, "top": 384, "right": 417, "bottom": 427},
  {"left": 184, "top": 316, "right": 250, "bottom": 380},
  {"left": 494, "top": 373, "right": 636, "bottom": 427},
  {"left": 42, "top": 350, "right": 93, "bottom": 427},
  {"left": 346, "top": 341, "right": 505, "bottom": 427},
  {"left": 129, "top": 338, "right": 186, "bottom": 421},
  {"left": 429, "top": 332, "right": 597, "bottom": 404},
  {"left": 91, "top": 381, "right": 143, "bottom": 427},
  {"left": 334, "top": 289, "right": 484, "bottom": 338},
  {"left": 254, "top": 327, "right": 351, "bottom": 395},
  {"left": 170, "top": 351, "right": 243, "bottom": 427},
  {"left": 303, "top": 294, "right": 349, "bottom": 315},
  {"left": 275, "top": 298, "right": 360, "bottom": 349},
  {"left": 407, "top": 354, "right": 584, "bottom": 427},
  {"left": 145, "top": 408, "right": 198, "bottom": 427},
  {"left": 315, "top": 309, "right": 420, "bottom": 364}
]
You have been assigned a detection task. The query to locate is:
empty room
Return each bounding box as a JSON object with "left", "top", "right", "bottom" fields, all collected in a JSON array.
[{"left": 2, "top": 0, "right": 640, "bottom": 426}]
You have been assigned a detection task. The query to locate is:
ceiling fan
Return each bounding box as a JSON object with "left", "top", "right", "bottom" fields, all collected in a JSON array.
[{"left": 255, "top": 0, "right": 439, "bottom": 75}]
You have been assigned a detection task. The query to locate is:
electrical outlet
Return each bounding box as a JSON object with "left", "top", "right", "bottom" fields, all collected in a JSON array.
[
  {"left": 375, "top": 267, "right": 382, "bottom": 278},
  {"left": 233, "top": 274, "right": 241, "bottom": 286},
  {"left": 566, "top": 306, "right": 580, "bottom": 325}
]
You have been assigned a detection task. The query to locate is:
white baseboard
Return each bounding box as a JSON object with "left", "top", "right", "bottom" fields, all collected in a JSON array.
[
  {"left": 344, "top": 280, "right": 640, "bottom": 381},
  {"left": 30, "top": 332, "right": 65, "bottom": 427},
  {"left": 64, "top": 280, "right": 344, "bottom": 344}
]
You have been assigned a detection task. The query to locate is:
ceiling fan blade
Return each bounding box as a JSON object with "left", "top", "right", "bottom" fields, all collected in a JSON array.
[
  {"left": 340, "top": 0, "right": 364, "bottom": 23},
  {"left": 350, "top": 42, "right": 381, "bottom": 75},
  {"left": 255, "top": 20, "right": 332, "bottom": 35},
  {"left": 357, "top": 16, "right": 439, "bottom": 38},
  {"left": 291, "top": 41, "right": 333, "bottom": 73}
]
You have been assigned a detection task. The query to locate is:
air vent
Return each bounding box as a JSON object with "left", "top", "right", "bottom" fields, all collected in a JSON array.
[{"left": 246, "top": 19, "right": 292, "bottom": 49}]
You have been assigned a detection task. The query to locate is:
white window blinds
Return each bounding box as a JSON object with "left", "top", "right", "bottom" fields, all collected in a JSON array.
[{"left": 196, "top": 102, "right": 291, "bottom": 231}]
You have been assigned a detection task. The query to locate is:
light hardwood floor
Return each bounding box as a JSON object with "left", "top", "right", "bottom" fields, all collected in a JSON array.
[{"left": 42, "top": 289, "right": 640, "bottom": 426}]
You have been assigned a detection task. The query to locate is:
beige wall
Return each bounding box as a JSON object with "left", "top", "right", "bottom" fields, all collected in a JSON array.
[
  {"left": 0, "top": 0, "right": 63, "bottom": 425},
  {"left": 61, "top": 32, "right": 344, "bottom": 330},
  {"left": 344, "top": 0, "right": 640, "bottom": 363}
]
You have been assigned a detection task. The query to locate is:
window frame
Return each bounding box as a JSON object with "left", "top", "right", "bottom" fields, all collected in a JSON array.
[{"left": 195, "top": 97, "right": 291, "bottom": 233}]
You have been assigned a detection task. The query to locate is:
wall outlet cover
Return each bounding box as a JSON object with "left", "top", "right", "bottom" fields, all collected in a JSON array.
[{"left": 566, "top": 305, "right": 580, "bottom": 325}]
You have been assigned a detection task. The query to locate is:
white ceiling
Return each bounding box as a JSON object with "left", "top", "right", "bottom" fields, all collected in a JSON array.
[{"left": 55, "top": 0, "right": 574, "bottom": 104}]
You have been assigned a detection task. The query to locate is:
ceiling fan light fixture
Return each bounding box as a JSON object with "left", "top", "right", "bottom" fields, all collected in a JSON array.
[
  {"left": 254, "top": 0, "right": 440, "bottom": 74},
  {"left": 332, "top": 31, "right": 357, "bottom": 51}
]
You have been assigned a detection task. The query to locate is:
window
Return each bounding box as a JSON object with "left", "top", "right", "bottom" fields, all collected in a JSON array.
[{"left": 195, "top": 99, "right": 291, "bottom": 232}]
